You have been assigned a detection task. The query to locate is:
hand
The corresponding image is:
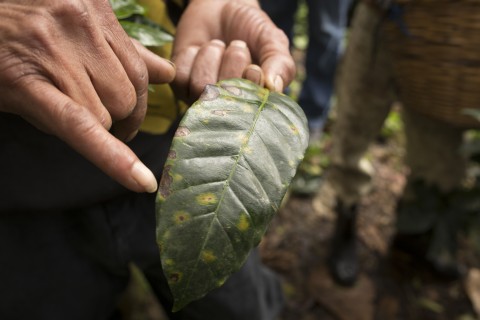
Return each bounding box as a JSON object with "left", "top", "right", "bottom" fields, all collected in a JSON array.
[
  {"left": 171, "top": 0, "right": 296, "bottom": 103},
  {"left": 0, "top": 0, "right": 175, "bottom": 193}
]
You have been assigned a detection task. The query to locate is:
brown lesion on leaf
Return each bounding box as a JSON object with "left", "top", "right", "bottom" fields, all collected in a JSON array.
[
  {"left": 196, "top": 192, "right": 218, "bottom": 205},
  {"left": 168, "top": 272, "right": 183, "bottom": 284},
  {"left": 175, "top": 126, "right": 191, "bottom": 137},
  {"left": 167, "top": 150, "right": 177, "bottom": 159},
  {"left": 221, "top": 85, "right": 242, "bottom": 96},
  {"left": 173, "top": 211, "right": 191, "bottom": 224},
  {"left": 200, "top": 85, "right": 220, "bottom": 101},
  {"left": 211, "top": 110, "right": 229, "bottom": 116},
  {"left": 159, "top": 165, "right": 173, "bottom": 198}
]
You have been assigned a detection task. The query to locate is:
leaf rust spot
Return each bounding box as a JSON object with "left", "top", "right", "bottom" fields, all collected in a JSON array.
[
  {"left": 175, "top": 126, "right": 191, "bottom": 137},
  {"left": 201, "top": 250, "right": 217, "bottom": 263},
  {"left": 169, "top": 272, "right": 183, "bottom": 284},
  {"left": 240, "top": 103, "right": 254, "bottom": 113},
  {"left": 211, "top": 110, "right": 228, "bottom": 116},
  {"left": 290, "top": 125, "right": 299, "bottom": 134},
  {"left": 196, "top": 193, "right": 218, "bottom": 205},
  {"left": 200, "top": 85, "right": 220, "bottom": 101},
  {"left": 167, "top": 150, "right": 177, "bottom": 159},
  {"left": 173, "top": 211, "right": 191, "bottom": 224},
  {"left": 221, "top": 85, "right": 242, "bottom": 96},
  {"left": 237, "top": 214, "right": 250, "bottom": 231},
  {"left": 158, "top": 165, "right": 173, "bottom": 198}
]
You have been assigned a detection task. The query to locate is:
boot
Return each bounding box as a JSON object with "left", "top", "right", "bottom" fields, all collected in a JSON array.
[{"left": 328, "top": 200, "right": 359, "bottom": 286}]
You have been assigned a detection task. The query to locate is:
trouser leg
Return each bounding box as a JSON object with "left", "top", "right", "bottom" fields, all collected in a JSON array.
[
  {"left": 402, "top": 109, "right": 466, "bottom": 194},
  {"left": 300, "top": 0, "right": 351, "bottom": 130},
  {"left": 258, "top": 0, "right": 298, "bottom": 41},
  {"left": 328, "top": 2, "right": 396, "bottom": 206}
]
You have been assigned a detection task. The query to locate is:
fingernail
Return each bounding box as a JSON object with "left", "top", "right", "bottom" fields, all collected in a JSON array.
[
  {"left": 274, "top": 75, "right": 283, "bottom": 92},
  {"left": 243, "top": 66, "right": 263, "bottom": 85},
  {"left": 131, "top": 161, "right": 158, "bottom": 193},
  {"left": 211, "top": 39, "right": 226, "bottom": 47},
  {"left": 230, "top": 40, "right": 247, "bottom": 48}
]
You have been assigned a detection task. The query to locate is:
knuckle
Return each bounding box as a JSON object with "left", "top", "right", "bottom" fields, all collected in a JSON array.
[
  {"left": 129, "top": 58, "right": 149, "bottom": 91},
  {"left": 50, "top": 0, "right": 89, "bottom": 22},
  {"left": 114, "top": 81, "right": 137, "bottom": 118},
  {"left": 98, "top": 109, "right": 113, "bottom": 130}
]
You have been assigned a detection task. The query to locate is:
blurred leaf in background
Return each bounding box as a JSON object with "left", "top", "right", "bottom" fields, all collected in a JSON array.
[{"left": 110, "top": 0, "right": 174, "bottom": 47}]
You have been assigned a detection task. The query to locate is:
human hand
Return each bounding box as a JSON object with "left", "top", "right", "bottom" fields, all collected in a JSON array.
[
  {"left": 0, "top": 0, "right": 175, "bottom": 193},
  {"left": 171, "top": 0, "right": 296, "bottom": 103}
]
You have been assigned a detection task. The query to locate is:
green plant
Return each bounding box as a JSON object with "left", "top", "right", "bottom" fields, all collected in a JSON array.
[
  {"left": 110, "top": 0, "right": 173, "bottom": 47},
  {"left": 156, "top": 78, "right": 309, "bottom": 311}
]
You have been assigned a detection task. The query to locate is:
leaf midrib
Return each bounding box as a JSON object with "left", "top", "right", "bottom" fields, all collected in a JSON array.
[{"left": 177, "top": 87, "right": 270, "bottom": 305}]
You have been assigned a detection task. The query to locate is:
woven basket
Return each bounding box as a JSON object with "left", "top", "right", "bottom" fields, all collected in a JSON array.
[{"left": 383, "top": 0, "right": 480, "bottom": 128}]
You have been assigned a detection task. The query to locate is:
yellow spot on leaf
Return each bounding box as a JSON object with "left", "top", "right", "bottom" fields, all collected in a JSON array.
[
  {"left": 196, "top": 193, "right": 218, "bottom": 205},
  {"left": 165, "top": 259, "right": 175, "bottom": 266},
  {"left": 237, "top": 214, "right": 250, "bottom": 231},
  {"left": 290, "top": 125, "right": 299, "bottom": 134},
  {"left": 201, "top": 250, "right": 217, "bottom": 263},
  {"left": 173, "top": 211, "right": 190, "bottom": 224},
  {"left": 241, "top": 103, "right": 254, "bottom": 113},
  {"left": 173, "top": 174, "right": 183, "bottom": 182}
]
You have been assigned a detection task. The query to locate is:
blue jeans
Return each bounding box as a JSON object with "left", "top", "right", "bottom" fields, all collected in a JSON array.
[{"left": 260, "top": 0, "right": 351, "bottom": 131}]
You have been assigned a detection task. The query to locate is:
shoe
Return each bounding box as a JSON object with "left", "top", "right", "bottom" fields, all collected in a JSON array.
[
  {"left": 328, "top": 201, "right": 359, "bottom": 287},
  {"left": 391, "top": 231, "right": 465, "bottom": 280},
  {"left": 393, "top": 182, "right": 466, "bottom": 280}
]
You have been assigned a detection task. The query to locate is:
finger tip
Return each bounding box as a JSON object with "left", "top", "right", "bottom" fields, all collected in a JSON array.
[
  {"left": 131, "top": 161, "right": 158, "bottom": 193},
  {"left": 266, "top": 74, "right": 284, "bottom": 92}
]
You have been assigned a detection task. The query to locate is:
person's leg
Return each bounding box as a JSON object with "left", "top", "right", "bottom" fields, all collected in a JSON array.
[
  {"left": 300, "top": 0, "right": 351, "bottom": 132},
  {"left": 327, "top": 2, "right": 396, "bottom": 286},
  {"left": 394, "top": 108, "right": 467, "bottom": 278}
]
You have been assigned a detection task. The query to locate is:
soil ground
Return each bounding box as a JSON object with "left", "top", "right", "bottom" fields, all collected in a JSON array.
[{"left": 260, "top": 133, "right": 480, "bottom": 320}]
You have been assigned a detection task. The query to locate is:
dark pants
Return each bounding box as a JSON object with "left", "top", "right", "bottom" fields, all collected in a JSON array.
[
  {"left": 260, "top": 0, "right": 351, "bottom": 131},
  {"left": 0, "top": 115, "right": 284, "bottom": 320}
]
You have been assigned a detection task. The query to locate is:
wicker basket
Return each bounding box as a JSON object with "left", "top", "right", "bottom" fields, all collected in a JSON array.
[{"left": 383, "top": 0, "right": 480, "bottom": 128}]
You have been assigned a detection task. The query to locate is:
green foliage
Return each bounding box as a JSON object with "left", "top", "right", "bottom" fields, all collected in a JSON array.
[
  {"left": 110, "top": 0, "right": 173, "bottom": 47},
  {"left": 110, "top": 0, "right": 145, "bottom": 19},
  {"left": 155, "top": 79, "right": 309, "bottom": 311},
  {"left": 381, "top": 109, "right": 403, "bottom": 139},
  {"left": 293, "top": 0, "right": 308, "bottom": 50}
]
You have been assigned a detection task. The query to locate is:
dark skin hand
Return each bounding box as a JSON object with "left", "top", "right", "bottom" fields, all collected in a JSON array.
[
  {"left": 0, "top": 0, "right": 175, "bottom": 193},
  {"left": 0, "top": 0, "right": 295, "bottom": 193},
  {"left": 171, "top": 0, "right": 296, "bottom": 104}
]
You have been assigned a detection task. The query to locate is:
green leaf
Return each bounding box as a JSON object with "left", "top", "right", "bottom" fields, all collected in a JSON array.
[
  {"left": 120, "top": 20, "right": 174, "bottom": 47},
  {"left": 110, "top": 0, "right": 145, "bottom": 19},
  {"left": 156, "top": 78, "right": 308, "bottom": 311}
]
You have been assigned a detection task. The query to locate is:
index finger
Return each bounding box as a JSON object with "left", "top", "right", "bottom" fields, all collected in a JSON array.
[{"left": 30, "top": 81, "right": 158, "bottom": 193}]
